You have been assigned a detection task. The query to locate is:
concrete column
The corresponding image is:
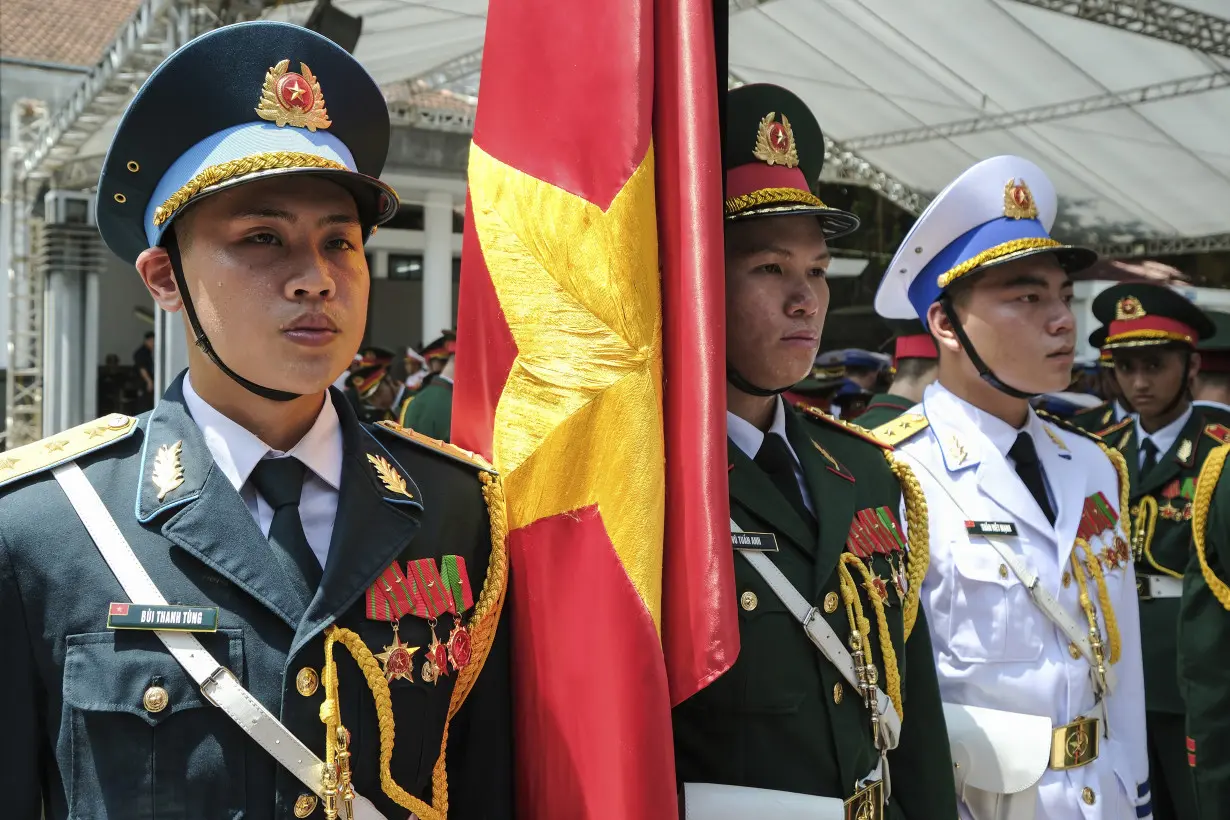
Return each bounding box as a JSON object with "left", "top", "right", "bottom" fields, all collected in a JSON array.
[
  {"left": 83, "top": 269, "right": 99, "bottom": 420},
  {"left": 155, "top": 309, "right": 188, "bottom": 400},
  {"left": 422, "top": 189, "right": 454, "bottom": 340},
  {"left": 43, "top": 269, "right": 84, "bottom": 435}
]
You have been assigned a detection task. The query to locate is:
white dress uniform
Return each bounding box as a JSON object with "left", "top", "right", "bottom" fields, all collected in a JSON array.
[
  {"left": 885, "top": 384, "right": 1149, "bottom": 819},
  {"left": 869, "top": 154, "right": 1153, "bottom": 820}
]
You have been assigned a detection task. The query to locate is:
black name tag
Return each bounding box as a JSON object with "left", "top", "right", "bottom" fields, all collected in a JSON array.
[
  {"left": 965, "top": 520, "right": 1018, "bottom": 537},
  {"left": 107, "top": 603, "right": 218, "bottom": 632},
  {"left": 731, "top": 531, "right": 779, "bottom": 552}
]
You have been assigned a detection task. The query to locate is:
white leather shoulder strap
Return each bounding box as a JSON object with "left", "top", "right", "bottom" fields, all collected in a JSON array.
[
  {"left": 733, "top": 520, "right": 901, "bottom": 751},
  {"left": 896, "top": 453, "right": 1117, "bottom": 695},
  {"left": 52, "top": 463, "right": 336, "bottom": 802}
]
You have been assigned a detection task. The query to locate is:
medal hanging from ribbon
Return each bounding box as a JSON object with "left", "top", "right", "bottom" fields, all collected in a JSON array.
[
  {"left": 441, "top": 555, "right": 475, "bottom": 671},
  {"left": 407, "top": 558, "right": 450, "bottom": 684},
  {"left": 366, "top": 563, "right": 418, "bottom": 682}
]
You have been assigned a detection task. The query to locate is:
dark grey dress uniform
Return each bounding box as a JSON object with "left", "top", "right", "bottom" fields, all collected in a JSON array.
[
  {"left": 0, "top": 19, "right": 510, "bottom": 820},
  {"left": 0, "top": 381, "right": 511, "bottom": 820}
]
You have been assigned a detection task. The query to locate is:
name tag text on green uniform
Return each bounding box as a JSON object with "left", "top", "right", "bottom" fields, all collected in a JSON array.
[
  {"left": 107, "top": 602, "right": 219, "bottom": 632},
  {"left": 731, "top": 531, "right": 779, "bottom": 552}
]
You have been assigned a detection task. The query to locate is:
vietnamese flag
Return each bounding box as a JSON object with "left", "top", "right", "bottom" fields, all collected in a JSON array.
[{"left": 452, "top": 0, "right": 739, "bottom": 816}]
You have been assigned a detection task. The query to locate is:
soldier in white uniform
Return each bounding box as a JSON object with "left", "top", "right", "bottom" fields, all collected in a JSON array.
[{"left": 870, "top": 156, "right": 1151, "bottom": 820}]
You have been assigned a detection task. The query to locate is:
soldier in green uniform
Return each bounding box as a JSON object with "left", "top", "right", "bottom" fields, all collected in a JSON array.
[
  {"left": 1179, "top": 400, "right": 1230, "bottom": 817},
  {"left": 857, "top": 320, "right": 938, "bottom": 429},
  {"left": 1092, "top": 282, "right": 1227, "bottom": 820},
  {"left": 0, "top": 23, "right": 510, "bottom": 820},
  {"left": 1193, "top": 310, "right": 1230, "bottom": 415},
  {"left": 1067, "top": 325, "right": 1127, "bottom": 434},
  {"left": 401, "top": 332, "right": 455, "bottom": 440},
  {"left": 671, "top": 82, "right": 956, "bottom": 820}
]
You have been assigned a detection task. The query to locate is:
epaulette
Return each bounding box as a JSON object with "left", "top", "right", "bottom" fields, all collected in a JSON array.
[
  {"left": 1036, "top": 409, "right": 1108, "bottom": 446},
  {"left": 374, "top": 420, "right": 496, "bottom": 474},
  {"left": 871, "top": 413, "right": 929, "bottom": 447},
  {"left": 1095, "top": 416, "right": 1132, "bottom": 440},
  {"left": 1205, "top": 423, "right": 1230, "bottom": 447},
  {"left": 797, "top": 404, "right": 892, "bottom": 450},
  {"left": 0, "top": 413, "right": 138, "bottom": 490}
]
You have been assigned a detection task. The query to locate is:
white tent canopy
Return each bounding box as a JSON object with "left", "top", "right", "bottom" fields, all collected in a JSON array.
[{"left": 266, "top": 0, "right": 1229, "bottom": 242}]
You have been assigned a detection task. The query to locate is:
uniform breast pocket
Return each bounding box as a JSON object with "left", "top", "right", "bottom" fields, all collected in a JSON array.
[
  {"left": 709, "top": 582, "right": 808, "bottom": 715},
  {"left": 947, "top": 544, "right": 1045, "bottom": 664},
  {"left": 60, "top": 630, "right": 246, "bottom": 820}
]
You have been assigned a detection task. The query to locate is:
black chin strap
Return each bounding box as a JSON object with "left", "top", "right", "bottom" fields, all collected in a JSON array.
[
  {"left": 726, "top": 365, "right": 790, "bottom": 397},
  {"left": 165, "top": 230, "right": 302, "bottom": 402},
  {"left": 940, "top": 295, "right": 1038, "bottom": 400},
  {"left": 1161, "top": 353, "right": 1193, "bottom": 417}
]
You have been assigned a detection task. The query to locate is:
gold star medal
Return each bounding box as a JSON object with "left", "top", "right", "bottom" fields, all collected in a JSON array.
[
  {"left": 374, "top": 624, "right": 418, "bottom": 683},
  {"left": 366, "top": 563, "right": 417, "bottom": 681}
]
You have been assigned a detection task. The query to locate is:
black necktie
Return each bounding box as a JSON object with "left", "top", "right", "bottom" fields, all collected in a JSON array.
[
  {"left": 1009, "top": 432, "right": 1056, "bottom": 526},
  {"left": 1140, "top": 438, "right": 1159, "bottom": 479},
  {"left": 249, "top": 457, "right": 322, "bottom": 608},
  {"left": 755, "top": 434, "right": 818, "bottom": 537}
]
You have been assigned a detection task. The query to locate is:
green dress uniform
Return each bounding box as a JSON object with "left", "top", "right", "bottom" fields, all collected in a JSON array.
[
  {"left": 1093, "top": 283, "right": 1222, "bottom": 820},
  {"left": 1179, "top": 436, "right": 1230, "bottom": 818},
  {"left": 857, "top": 394, "right": 917, "bottom": 429},
  {"left": 1068, "top": 401, "right": 1118, "bottom": 434},
  {"left": 672, "top": 82, "right": 956, "bottom": 820},
  {"left": 0, "top": 22, "right": 511, "bottom": 820},
  {"left": 673, "top": 405, "right": 956, "bottom": 819},
  {"left": 402, "top": 377, "right": 454, "bottom": 442}
]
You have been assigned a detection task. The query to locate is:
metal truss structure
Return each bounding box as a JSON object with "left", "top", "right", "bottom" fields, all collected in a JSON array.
[
  {"left": 1006, "top": 0, "right": 1229, "bottom": 58},
  {"left": 844, "top": 70, "right": 1230, "bottom": 151},
  {"left": 4, "top": 0, "right": 269, "bottom": 448},
  {"left": 1094, "top": 232, "right": 1230, "bottom": 258}
]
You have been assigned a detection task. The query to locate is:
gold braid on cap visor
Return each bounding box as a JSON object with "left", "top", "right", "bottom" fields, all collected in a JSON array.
[
  {"left": 151, "top": 151, "right": 350, "bottom": 227},
  {"left": 724, "top": 186, "right": 828, "bottom": 216},
  {"left": 935, "top": 237, "right": 1063, "bottom": 288},
  {"left": 1103, "top": 329, "right": 1195, "bottom": 348}
]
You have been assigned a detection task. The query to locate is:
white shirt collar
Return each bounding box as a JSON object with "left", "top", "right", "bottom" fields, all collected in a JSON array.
[
  {"left": 1134, "top": 405, "right": 1192, "bottom": 459},
  {"left": 182, "top": 373, "right": 343, "bottom": 492},
  {"left": 726, "top": 396, "right": 797, "bottom": 462}
]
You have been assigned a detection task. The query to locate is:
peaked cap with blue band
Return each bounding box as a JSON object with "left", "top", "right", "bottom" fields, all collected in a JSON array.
[
  {"left": 97, "top": 21, "right": 398, "bottom": 265},
  {"left": 875, "top": 155, "right": 1096, "bottom": 321}
]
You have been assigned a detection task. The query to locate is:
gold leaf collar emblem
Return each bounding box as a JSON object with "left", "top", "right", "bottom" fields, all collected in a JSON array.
[
  {"left": 255, "top": 59, "right": 332, "bottom": 131},
  {"left": 367, "top": 453, "right": 414, "bottom": 500},
  {"left": 152, "top": 441, "right": 185, "bottom": 502},
  {"left": 753, "top": 112, "right": 799, "bottom": 168}
]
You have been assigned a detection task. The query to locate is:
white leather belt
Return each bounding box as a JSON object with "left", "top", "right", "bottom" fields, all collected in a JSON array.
[
  {"left": 53, "top": 462, "right": 384, "bottom": 819},
  {"left": 1138, "top": 574, "right": 1182, "bottom": 600}
]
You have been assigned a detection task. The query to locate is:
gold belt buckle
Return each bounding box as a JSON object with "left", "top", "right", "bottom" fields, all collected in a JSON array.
[
  {"left": 1050, "top": 716, "right": 1100, "bottom": 770},
  {"left": 844, "top": 780, "right": 883, "bottom": 820}
]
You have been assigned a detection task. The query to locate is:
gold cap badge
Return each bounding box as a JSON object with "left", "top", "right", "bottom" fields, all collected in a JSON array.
[
  {"left": 256, "top": 59, "right": 332, "bottom": 131},
  {"left": 1003, "top": 178, "right": 1038, "bottom": 220},
  {"left": 1115, "top": 296, "right": 1145, "bottom": 321},
  {"left": 753, "top": 112, "right": 799, "bottom": 168}
]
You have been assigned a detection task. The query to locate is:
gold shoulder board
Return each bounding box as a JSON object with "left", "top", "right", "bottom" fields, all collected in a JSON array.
[
  {"left": 797, "top": 405, "right": 893, "bottom": 450},
  {"left": 872, "top": 413, "right": 929, "bottom": 447},
  {"left": 0, "top": 413, "right": 138, "bottom": 490},
  {"left": 375, "top": 420, "right": 496, "bottom": 475}
]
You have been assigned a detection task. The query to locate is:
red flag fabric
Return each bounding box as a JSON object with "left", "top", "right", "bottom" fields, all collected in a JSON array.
[{"left": 452, "top": 0, "right": 738, "bottom": 816}]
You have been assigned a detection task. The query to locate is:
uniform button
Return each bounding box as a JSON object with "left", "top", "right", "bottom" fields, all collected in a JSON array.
[
  {"left": 294, "top": 793, "right": 318, "bottom": 817},
  {"left": 740, "top": 591, "right": 758, "bottom": 611},
  {"left": 998, "top": 564, "right": 1009, "bottom": 579},
  {"left": 296, "top": 667, "right": 319, "bottom": 697},
  {"left": 823, "top": 591, "right": 839, "bottom": 614},
  {"left": 142, "top": 685, "right": 169, "bottom": 713},
  {"left": 1062, "top": 571, "right": 1072, "bottom": 588},
  {"left": 1069, "top": 643, "right": 1081, "bottom": 660},
  {"left": 1081, "top": 787, "right": 1096, "bottom": 805},
  {"left": 833, "top": 683, "right": 843, "bottom": 704}
]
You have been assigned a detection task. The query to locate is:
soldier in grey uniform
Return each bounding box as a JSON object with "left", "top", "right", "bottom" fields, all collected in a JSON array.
[{"left": 0, "top": 21, "right": 510, "bottom": 820}]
